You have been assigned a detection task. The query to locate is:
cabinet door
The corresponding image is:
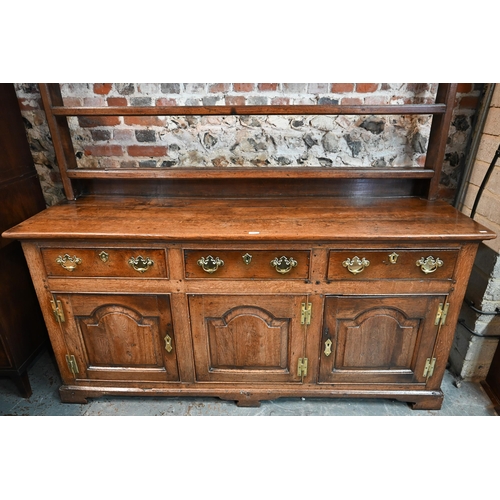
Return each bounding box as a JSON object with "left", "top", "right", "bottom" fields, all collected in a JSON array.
[
  {"left": 55, "top": 294, "right": 179, "bottom": 382},
  {"left": 319, "top": 295, "right": 445, "bottom": 384},
  {"left": 189, "top": 294, "right": 307, "bottom": 383}
]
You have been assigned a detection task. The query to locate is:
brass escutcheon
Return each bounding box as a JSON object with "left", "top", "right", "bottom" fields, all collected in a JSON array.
[
  {"left": 242, "top": 253, "right": 252, "bottom": 265},
  {"left": 388, "top": 252, "right": 399, "bottom": 264},
  {"left": 98, "top": 251, "right": 109, "bottom": 263},
  {"left": 164, "top": 334, "right": 173, "bottom": 353},
  {"left": 128, "top": 255, "right": 154, "bottom": 273},
  {"left": 55, "top": 254, "right": 82, "bottom": 272},
  {"left": 416, "top": 256, "right": 443, "bottom": 274},
  {"left": 342, "top": 256, "right": 370, "bottom": 275},
  {"left": 324, "top": 339, "right": 332, "bottom": 357},
  {"left": 197, "top": 255, "right": 224, "bottom": 274},
  {"left": 270, "top": 256, "right": 298, "bottom": 274}
]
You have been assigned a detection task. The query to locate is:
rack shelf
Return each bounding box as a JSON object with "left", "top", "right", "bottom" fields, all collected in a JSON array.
[{"left": 50, "top": 104, "right": 446, "bottom": 117}]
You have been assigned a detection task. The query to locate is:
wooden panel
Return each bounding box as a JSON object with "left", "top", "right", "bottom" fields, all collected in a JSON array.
[
  {"left": 41, "top": 247, "right": 168, "bottom": 278},
  {"left": 327, "top": 249, "right": 459, "bottom": 280},
  {"left": 0, "top": 175, "right": 46, "bottom": 247},
  {"left": 184, "top": 249, "right": 310, "bottom": 279},
  {"left": 56, "top": 294, "right": 179, "bottom": 382},
  {"left": 0, "top": 335, "right": 12, "bottom": 368},
  {"left": 0, "top": 84, "right": 36, "bottom": 182},
  {"left": 319, "top": 295, "right": 444, "bottom": 384},
  {"left": 189, "top": 294, "right": 306, "bottom": 383},
  {"left": 4, "top": 197, "right": 495, "bottom": 243},
  {"left": 79, "top": 177, "right": 422, "bottom": 199}
]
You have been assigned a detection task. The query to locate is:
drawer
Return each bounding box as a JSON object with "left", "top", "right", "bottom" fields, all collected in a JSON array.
[
  {"left": 41, "top": 247, "right": 168, "bottom": 278},
  {"left": 184, "top": 249, "right": 310, "bottom": 279},
  {"left": 327, "top": 249, "right": 459, "bottom": 280}
]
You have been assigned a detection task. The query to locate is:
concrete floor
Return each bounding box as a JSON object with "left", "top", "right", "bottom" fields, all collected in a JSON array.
[{"left": 0, "top": 348, "right": 498, "bottom": 416}]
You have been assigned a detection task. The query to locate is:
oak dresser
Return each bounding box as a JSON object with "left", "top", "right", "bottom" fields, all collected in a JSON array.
[{"left": 3, "top": 83, "right": 495, "bottom": 409}]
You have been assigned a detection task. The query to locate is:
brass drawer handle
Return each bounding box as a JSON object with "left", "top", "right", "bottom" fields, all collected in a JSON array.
[
  {"left": 55, "top": 254, "right": 82, "bottom": 272},
  {"left": 270, "top": 256, "right": 297, "bottom": 274},
  {"left": 342, "top": 256, "right": 370, "bottom": 275},
  {"left": 197, "top": 255, "right": 224, "bottom": 274},
  {"left": 128, "top": 255, "right": 154, "bottom": 273},
  {"left": 416, "top": 256, "right": 443, "bottom": 274}
]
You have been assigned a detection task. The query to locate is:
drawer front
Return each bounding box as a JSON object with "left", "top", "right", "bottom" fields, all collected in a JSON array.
[
  {"left": 41, "top": 248, "right": 168, "bottom": 278},
  {"left": 184, "top": 250, "right": 310, "bottom": 279},
  {"left": 327, "top": 249, "right": 458, "bottom": 280}
]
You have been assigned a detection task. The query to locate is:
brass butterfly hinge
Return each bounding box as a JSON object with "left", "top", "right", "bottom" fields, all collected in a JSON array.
[
  {"left": 434, "top": 302, "right": 450, "bottom": 327},
  {"left": 50, "top": 299, "right": 65, "bottom": 324},
  {"left": 423, "top": 357, "right": 436, "bottom": 379},
  {"left": 297, "top": 358, "right": 308, "bottom": 379},
  {"left": 301, "top": 303, "right": 312, "bottom": 325},
  {"left": 65, "top": 354, "right": 79, "bottom": 376}
]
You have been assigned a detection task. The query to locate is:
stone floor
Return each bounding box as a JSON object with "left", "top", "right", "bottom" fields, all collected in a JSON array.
[{"left": 0, "top": 348, "right": 498, "bottom": 416}]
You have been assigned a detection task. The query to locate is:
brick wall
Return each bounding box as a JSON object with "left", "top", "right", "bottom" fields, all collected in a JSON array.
[
  {"left": 14, "top": 83, "right": 482, "bottom": 206},
  {"left": 450, "top": 84, "right": 500, "bottom": 381}
]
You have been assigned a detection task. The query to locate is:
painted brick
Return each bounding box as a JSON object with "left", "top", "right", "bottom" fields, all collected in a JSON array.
[
  {"left": 307, "top": 83, "right": 329, "bottom": 93},
  {"left": 258, "top": 83, "right": 279, "bottom": 91},
  {"left": 491, "top": 86, "right": 500, "bottom": 108},
  {"left": 63, "top": 97, "right": 82, "bottom": 106},
  {"left": 457, "top": 83, "right": 474, "bottom": 93},
  {"left": 247, "top": 96, "right": 268, "bottom": 105},
  {"left": 83, "top": 97, "right": 106, "bottom": 106},
  {"left": 84, "top": 145, "right": 123, "bottom": 156},
  {"left": 156, "top": 98, "right": 177, "bottom": 106},
  {"left": 130, "top": 97, "right": 152, "bottom": 106},
  {"left": 341, "top": 97, "right": 363, "bottom": 105},
  {"left": 120, "top": 160, "right": 138, "bottom": 168},
  {"left": 203, "top": 95, "right": 223, "bottom": 106},
  {"left": 113, "top": 129, "right": 135, "bottom": 141},
  {"left": 127, "top": 145, "right": 167, "bottom": 157},
  {"left": 94, "top": 83, "right": 112, "bottom": 95},
  {"left": 138, "top": 83, "right": 160, "bottom": 94},
  {"left": 233, "top": 83, "right": 255, "bottom": 92},
  {"left": 18, "top": 98, "right": 42, "bottom": 110},
  {"left": 459, "top": 95, "right": 480, "bottom": 109},
  {"left": 475, "top": 190, "right": 500, "bottom": 225},
  {"left": 107, "top": 97, "right": 128, "bottom": 106},
  {"left": 406, "top": 83, "right": 431, "bottom": 94},
  {"left": 484, "top": 107, "right": 500, "bottom": 136},
  {"left": 282, "top": 83, "right": 307, "bottom": 93},
  {"left": 99, "top": 158, "right": 121, "bottom": 169},
  {"left": 139, "top": 160, "right": 157, "bottom": 168},
  {"left": 209, "top": 83, "right": 230, "bottom": 93},
  {"left": 271, "top": 97, "right": 290, "bottom": 105},
  {"left": 476, "top": 134, "right": 500, "bottom": 164},
  {"left": 116, "top": 83, "right": 135, "bottom": 95},
  {"left": 331, "top": 84, "right": 354, "bottom": 93},
  {"left": 365, "top": 96, "right": 389, "bottom": 105},
  {"left": 78, "top": 116, "right": 120, "bottom": 127},
  {"left": 184, "top": 83, "right": 206, "bottom": 93},
  {"left": 356, "top": 83, "right": 378, "bottom": 93},
  {"left": 161, "top": 83, "right": 181, "bottom": 94},
  {"left": 135, "top": 129, "right": 156, "bottom": 142},
  {"left": 123, "top": 116, "right": 166, "bottom": 126},
  {"left": 90, "top": 130, "right": 112, "bottom": 141},
  {"left": 225, "top": 96, "right": 246, "bottom": 105}
]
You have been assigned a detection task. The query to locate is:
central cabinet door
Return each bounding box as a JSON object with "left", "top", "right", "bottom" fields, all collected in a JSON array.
[
  {"left": 189, "top": 295, "right": 307, "bottom": 383},
  {"left": 319, "top": 295, "right": 445, "bottom": 384},
  {"left": 55, "top": 294, "right": 179, "bottom": 382}
]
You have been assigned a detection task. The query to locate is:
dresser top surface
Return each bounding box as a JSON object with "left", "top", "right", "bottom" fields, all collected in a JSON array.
[{"left": 2, "top": 196, "right": 496, "bottom": 243}]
